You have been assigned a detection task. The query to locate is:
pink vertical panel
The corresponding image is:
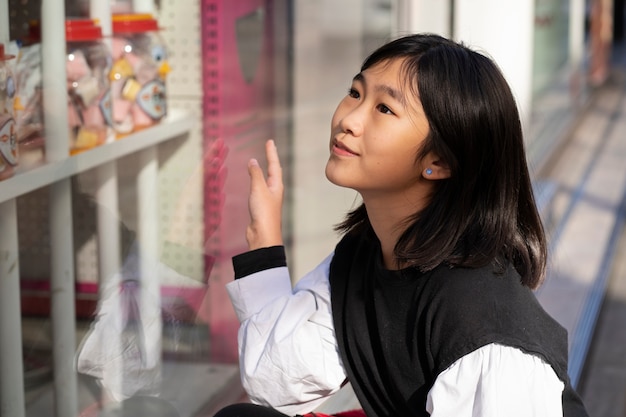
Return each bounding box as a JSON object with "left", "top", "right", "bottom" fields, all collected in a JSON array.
[{"left": 201, "top": 0, "right": 275, "bottom": 363}]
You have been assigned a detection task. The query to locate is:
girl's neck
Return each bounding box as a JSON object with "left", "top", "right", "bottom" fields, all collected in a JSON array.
[
  {"left": 358, "top": 178, "right": 434, "bottom": 269},
  {"left": 363, "top": 195, "right": 427, "bottom": 270},
  {"left": 370, "top": 219, "right": 404, "bottom": 270}
]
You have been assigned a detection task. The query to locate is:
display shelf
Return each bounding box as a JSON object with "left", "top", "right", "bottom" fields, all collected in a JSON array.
[
  {"left": 0, "top": 108, "right": 195, "bottom": 203},
  {"left": 0, "top": 1, "right": 201, "bottom": 416}
]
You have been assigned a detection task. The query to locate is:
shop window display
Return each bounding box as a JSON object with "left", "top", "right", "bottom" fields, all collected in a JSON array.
[{"left": 4, "top": 0, "right": 391, "bottom": 415}]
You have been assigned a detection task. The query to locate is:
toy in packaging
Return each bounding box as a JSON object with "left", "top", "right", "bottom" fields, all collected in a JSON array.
[
  {"left": 110, "top": 14, "right": 169, "bottom": 136},
  {"left": 11, "top": 41, "right": 44, "bottom": 168},
  {"left": 66, "top": 19, "right": 113, "bottom": 154},
  {"left": 0, "top": 43, "right": 18, "bottom": 180}
]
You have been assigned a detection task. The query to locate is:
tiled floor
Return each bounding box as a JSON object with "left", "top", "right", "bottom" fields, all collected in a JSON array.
[
  {"left": 534, "top": 66, "right": 626, "bottom": 389},
  {"left": 575, "top": 44, "right": 626, "bottom": 416},
  {"left": 579, "top": 228, "right": 626, "bottom": 416}
]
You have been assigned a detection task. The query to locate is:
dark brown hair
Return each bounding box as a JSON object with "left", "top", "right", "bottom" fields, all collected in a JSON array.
[{"left": 335, "top": 33, "right": 547, "bottom": 289}]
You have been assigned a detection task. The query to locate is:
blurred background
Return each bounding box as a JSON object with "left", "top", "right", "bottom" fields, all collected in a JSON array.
[{"left": 0, "top": 0, "right": 624, "bottom": 416}]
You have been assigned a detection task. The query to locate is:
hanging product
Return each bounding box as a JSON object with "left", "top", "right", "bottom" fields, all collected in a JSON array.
[{"left": 110, "top": 13, "right": 170, "bottom": 137}]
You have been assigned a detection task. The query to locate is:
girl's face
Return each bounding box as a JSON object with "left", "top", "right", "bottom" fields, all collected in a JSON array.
[{"left": 325, "top": 58, "right": 432, "bottom": 202}]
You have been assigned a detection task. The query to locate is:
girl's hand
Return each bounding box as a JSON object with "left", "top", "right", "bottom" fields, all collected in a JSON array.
[{"left": 246, "top": 139, "right": 284, "bottom": 250}]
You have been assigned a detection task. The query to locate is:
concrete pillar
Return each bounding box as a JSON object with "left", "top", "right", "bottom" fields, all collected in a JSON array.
[{"left": 454, "top": 0, "right": 535, "bottom": 133}]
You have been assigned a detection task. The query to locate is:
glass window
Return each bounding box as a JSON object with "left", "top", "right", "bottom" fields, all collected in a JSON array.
[{"left": 6, "top": 1, "right": 393, "bottom": 416}]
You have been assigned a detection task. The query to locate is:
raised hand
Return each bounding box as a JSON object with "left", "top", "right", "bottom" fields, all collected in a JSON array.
[{"left": 245, "top": 139, "right": 284, "bottom": 250}]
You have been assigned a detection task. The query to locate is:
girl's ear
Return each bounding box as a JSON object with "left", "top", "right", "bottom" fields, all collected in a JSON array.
[{"left": 422, "top": 152, "right": 451, "bottom": 180}]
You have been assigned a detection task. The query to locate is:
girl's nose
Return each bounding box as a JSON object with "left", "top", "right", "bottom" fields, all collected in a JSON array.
[{"left": 339, "top": 105, "right": 364, "bottom": 137}]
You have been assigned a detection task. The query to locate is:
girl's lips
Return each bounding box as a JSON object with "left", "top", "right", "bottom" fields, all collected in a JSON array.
[{"left": 332, "top": 140, "right": 359, "bottom": 156}]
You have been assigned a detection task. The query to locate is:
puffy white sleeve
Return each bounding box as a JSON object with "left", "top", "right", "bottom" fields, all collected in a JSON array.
[
  {"left": 226, "top": 252, "right": 346, "bottom": 415},
  {"left": 426, "top": 343, "right": 565, "bottom": 417}
]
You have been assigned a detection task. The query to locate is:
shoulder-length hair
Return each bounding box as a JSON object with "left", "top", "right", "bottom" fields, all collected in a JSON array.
[{"left": 335, "top": 33, "right": 547, "bottom": 289}]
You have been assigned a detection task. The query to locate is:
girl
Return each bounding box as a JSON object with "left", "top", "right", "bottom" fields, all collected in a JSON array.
[{"left": 217, "top": 34, "right": 589, "bottom": 417}]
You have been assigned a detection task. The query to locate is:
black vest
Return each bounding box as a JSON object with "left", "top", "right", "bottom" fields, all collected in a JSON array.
[{"left": 329, "top": 230, "right": 588, "bottom": 417}]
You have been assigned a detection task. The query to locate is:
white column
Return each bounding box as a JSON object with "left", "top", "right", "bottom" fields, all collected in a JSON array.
[
  {"left": 90, "top": 0, "right": 120, "bottom": 287},
  {"left": 132, "top": 0, "right": 163, "bottom": 386},
  {"left": 95, "top": 163, "right": 121, "bottom": 295},
  {"left": 42, "top": 0, "right": 79, "bottom": 415},
  {"left": 48, "top": 180, "right": 78, "bottom": 417},
  {"left": 42, "top": 2, "right": 70, "bottom": 163},
  {"left": 396, "top": 0, "right": 451, "bottom": 37},
  {"left": 569, "top": 0, "right": 587, "bottom": 72},
  {"left": 136, "top": 146, "right": 163, "bottom": 385},
  {"left": 137, "top": 148, "right": 160, "bottom": 285},
  {"left": 95, "top": 162, "right": 124, "bottom": 411},
  {"left": 0, "top": 1, "right": 26, "bottom": 415},
  {"left": 0, "top": 201, "right": 25, "bottom": 417},
  {"left": 454, "top": 0, "right": 535, "bottom": 133}
]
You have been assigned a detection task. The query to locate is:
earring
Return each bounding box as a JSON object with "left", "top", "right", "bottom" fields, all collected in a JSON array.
[{"left": 425, "top": 168, "right": 433, "bottom": 175}]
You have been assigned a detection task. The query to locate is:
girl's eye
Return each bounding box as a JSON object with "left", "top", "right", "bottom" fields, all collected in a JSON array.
[
  {"left": 377, "top": 104, "right": 393, "bottom": 115},
  {"left": 347, "top": 88, "right": 360, "bottom": 99}
]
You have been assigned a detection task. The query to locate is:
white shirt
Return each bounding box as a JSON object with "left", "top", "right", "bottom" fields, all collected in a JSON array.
[{"left": 226, "top": 253, "right": 565, "bottom": 416}]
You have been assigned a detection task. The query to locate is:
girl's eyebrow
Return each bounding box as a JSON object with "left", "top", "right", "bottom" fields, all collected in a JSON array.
[{"left": 353, "top": 72, "right": 407, "bottom": 107}]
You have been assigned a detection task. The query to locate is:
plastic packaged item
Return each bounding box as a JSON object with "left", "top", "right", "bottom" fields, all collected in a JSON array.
[
  {"left": 11, "top": 40, "right": 45, "bottom": 169},
  {"left": 0, "top": 43, "right": 18, "bottom": 180},
  {"left": 110, "top": 13, "right": 170, "bottom": 136},
  {"left": 66, "top": 19, "right": 113, "bottom": 155}
]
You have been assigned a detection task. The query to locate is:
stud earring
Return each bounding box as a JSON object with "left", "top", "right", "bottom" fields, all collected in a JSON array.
[{"left": 425, "top": 168, "right": 433, "bottom": 175}]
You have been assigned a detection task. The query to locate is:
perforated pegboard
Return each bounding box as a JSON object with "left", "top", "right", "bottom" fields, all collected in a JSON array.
[
  {"left": 14, "top": 0, "right": 207, "bottom": 289},
  {"left": 153, "top": 1, "right": 206, "bottom": 284},
  {"left": 8, "top": 0, "right": 40, "bottom": 40},
  {"left": 157, "top": 0, "right": 203, "bottom": 99},
  {"left": 156, "top": 97, "right": 205, "bottom": 283}
]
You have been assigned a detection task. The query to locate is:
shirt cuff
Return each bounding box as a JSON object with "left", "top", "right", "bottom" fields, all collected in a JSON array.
[
  {"left": 426, "top": 343, "right": 564, "bottom": 416},
  {"left": 226, "top": 266, "right": 293, "bottom": 321},
  {"left": 232, "top": 246, "right": 287, "bottom": 279}
]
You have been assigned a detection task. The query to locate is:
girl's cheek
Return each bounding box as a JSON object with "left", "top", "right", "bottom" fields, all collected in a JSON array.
[
  {"left": 332, "top": 100, "right": 354, "bottom": 124},
  {"left": 330, "top": 108, "right": 343, "bottom": 129}
]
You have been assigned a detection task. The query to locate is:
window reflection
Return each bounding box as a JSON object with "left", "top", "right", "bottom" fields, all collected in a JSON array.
[{"left": 10, "top": 1, "right": 393, "bottom": 416}]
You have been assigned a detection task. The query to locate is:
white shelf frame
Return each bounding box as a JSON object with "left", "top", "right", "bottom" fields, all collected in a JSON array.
[
  {"left": 0, "top": 109, "right": 195, "bottom": 204},
  {"left": 0, "top": 0, "right": 194, "bottom": 415}
]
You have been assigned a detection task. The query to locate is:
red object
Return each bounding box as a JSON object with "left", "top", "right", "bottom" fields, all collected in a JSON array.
[
  {"left": 20, "top": 280, "right": 206, "bottom": 321},
  {"left": 334, "top": 411, "right": 366, "bottom": 417},
  {"left": 28, "top": 19, "right": 104, "bottom": 43},
  {"left": 112, "top": 13, "right": 160, "bottom": 33},
  {"left": 65, "top": 19, "right": 103, "bottom": 41},
  {"left": 304, "top": 411, "right": 366, "bottom": 417},
  {"left": 0, "top": 43, "right": 15, "bottom": 61}
]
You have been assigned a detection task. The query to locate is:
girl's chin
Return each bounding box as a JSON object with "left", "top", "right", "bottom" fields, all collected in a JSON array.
[
  {"left": 325, "top": 164, "right": 353, "bottom": 189},
  {"left": 324, "top": 162, "right": 340, "bottom": 185}
]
